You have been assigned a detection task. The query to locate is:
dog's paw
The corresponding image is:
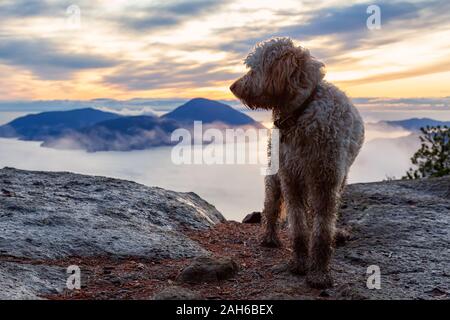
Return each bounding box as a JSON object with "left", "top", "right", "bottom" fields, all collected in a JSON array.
[
  {"left": 306, "top": 271, "right": 334, "bottom": 289},
  {"left": 271, "top": 259, "right": 306, "bottom": 275},
  {"left": 334, "top": 227, "right": 352, "bottom": 247},
  {"left": 260, "top": 233, "right": 281, "bottom": 248},
  {"left": 288, "top": 259, "right": 307, "bottom": 275}
]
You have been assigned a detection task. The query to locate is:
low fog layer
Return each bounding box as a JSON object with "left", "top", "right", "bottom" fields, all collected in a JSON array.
[{"left": 0, "top": 122, "right": 420, "bottom": 220}]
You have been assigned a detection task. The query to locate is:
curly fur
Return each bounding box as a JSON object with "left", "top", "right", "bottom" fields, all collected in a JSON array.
[{"left": 230, "top": 37, "right": 365, "bottom": 288}]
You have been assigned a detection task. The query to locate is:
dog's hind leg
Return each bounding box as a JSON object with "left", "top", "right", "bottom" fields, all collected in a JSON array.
[
  {"left": 307, "top": 183, "right": 339, "bottom": 288},
  {"left": 260, "top": 174, "right": 282, "bottom": 248},
  {"left": 334, "top": 175, "right": 351, "bottom": 246}
]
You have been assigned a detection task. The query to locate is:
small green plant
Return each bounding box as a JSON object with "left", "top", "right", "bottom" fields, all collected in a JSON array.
[{"left": 404, "top": 125, "right": 449, "bottom": 179}]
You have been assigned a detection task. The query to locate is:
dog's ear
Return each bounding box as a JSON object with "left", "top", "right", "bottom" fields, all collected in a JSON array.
[
  {"left": 265, "top": 47, "right": 325, "bottom": 100},
  {"left": 264, "top": 49, "right": 299, "bottom": 99},
  {"left": 301, "top": 49, "right": 326, "bottom": 91}
]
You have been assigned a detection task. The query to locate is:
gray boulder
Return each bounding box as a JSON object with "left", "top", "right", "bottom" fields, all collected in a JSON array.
[
  {"left": 242, "top": 211, "right": 261, "bottom": 224},
  {"left": 0, "top": 167, "right": 224, "bottom": 260},
  {"left": 0, "top": 167, "right": 225, "bottom": 298},
  {"left": 177, "top": 256, "right": 239, "bottom": 284}
]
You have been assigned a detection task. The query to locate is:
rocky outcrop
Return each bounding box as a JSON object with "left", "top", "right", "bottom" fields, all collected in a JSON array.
[
  {"left": 334, "top": 177, "right": 450, "bottom": 299},
  {"left": 0, "top": 168, "right": 449, "bottom": 300},
  {"left": 0, "top": 167, "right": 224, "bottom": 299}
]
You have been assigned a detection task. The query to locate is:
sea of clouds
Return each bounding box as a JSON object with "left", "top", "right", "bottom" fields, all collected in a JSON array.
[{"left": 0, "top": 104, "right": 423, "bottom": 220}]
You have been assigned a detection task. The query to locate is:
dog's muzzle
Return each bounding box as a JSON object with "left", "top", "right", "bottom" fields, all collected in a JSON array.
[{"left": 229, "top": 81, "right": 238, "bottom": 95}]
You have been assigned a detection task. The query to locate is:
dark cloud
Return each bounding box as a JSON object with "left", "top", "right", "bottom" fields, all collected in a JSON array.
[
  {"left": 123, "top": 15, "right": 179, "bottom": 31},
  {"left": 121, "top": 0, "right": 224, "bottom": 31},
  {"left": 0, "top": 38, "right": 119, "bottom": 80},
  {"left": 280, "top": 2, "right": 420, "bottom": 39},
  {"left": 0, "top": 0, "right": 59, "bottom": 18}
]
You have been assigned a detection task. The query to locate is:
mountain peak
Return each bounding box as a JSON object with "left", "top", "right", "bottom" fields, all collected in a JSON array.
[
  {"left": 163, "top": 98, "right": 261, "bottom": 127},
  {"left": 186, "top": 97, "right": 213, "bottom": 103}
]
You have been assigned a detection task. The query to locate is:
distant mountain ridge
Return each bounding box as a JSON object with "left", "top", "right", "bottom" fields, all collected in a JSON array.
[
  {"left": 0, "top": 108, "right": 121, "bottom": 140},
  {"left": 0, "top": 98, "right": 263, "bottom": 152},
  {"left": 384, "top": 118, "right": 450, "bottom": 131}
]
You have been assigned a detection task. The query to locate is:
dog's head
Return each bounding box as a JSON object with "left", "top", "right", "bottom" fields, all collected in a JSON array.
[{"left": 230, "top": 37, "right": 325, "bottom": 110}]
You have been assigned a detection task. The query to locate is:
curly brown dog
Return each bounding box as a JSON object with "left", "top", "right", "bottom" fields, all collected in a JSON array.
[{"left": 230, "top": 37, "right": 365, "bottom": 288}]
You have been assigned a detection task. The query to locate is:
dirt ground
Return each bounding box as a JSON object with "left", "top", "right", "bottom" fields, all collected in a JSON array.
[{"left": 44, "top": 222, "right": 338, "bottom": 300}]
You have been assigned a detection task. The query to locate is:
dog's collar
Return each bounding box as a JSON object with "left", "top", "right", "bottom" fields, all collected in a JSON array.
[{"left": 273, "top": 87, "right": 318, "bottom": 131}]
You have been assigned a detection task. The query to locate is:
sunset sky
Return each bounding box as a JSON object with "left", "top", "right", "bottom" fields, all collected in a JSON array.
[{"left": 1, "top": 0, "right": 450, "bottom": 101}]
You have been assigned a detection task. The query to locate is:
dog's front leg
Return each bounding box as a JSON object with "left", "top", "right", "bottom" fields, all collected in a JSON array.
[
  {"left": 260, "top": 174, "right": 282, "bottom": 248},
  {"left": 307, "top": 184, "right": 339, "bottom": 288},
  {"left": 281, "top": 176, "right": 309, "bottom": 275}
]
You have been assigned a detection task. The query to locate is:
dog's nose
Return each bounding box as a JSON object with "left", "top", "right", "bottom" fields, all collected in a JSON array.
[{"left": 230, "top": 82, "right": 237, "bottom": 94}]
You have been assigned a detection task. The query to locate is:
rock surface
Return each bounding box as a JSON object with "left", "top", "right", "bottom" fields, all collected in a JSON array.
[
  {"left": 0, "top": 261, "right": 65, "bottom": 300},
  {"left": 152, "top": 286, "right": 201, "bottom": 300},
  {"left": 0, "top": 167, "right": 224, "bottom": 299},
  {"left": 334, "top": 177, "right": 450, "bottom": 299},
  {"left": 0, "top": 167, "right": 449, "bottom": 300}
]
